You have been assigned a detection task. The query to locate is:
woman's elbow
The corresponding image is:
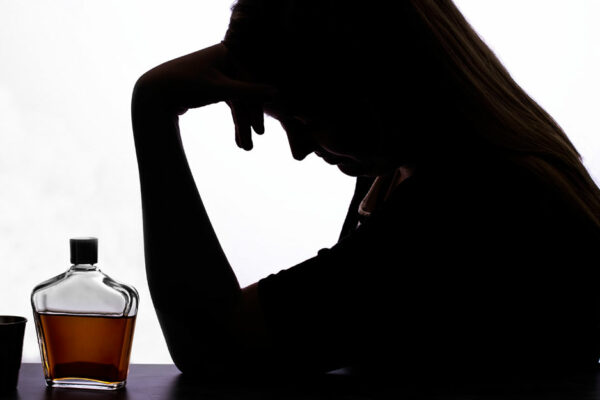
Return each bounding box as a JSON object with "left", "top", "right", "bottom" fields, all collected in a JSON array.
[
  {"left": 132, "top": 72, "right": 189, "bottom": 121},
  {"left": 131, "top": 72, "right": 163, "bottom": 112},
  {"left": 170, "top": 341, "right": 241, "bottom": 378}
]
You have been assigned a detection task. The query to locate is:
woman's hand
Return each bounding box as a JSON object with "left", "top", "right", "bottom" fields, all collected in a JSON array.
[
  {"left": 133, "top": 43, "right": 276, "bottom": 150},
  {"left": 227, "top": 98, "right": 266, "bottom": 150}
]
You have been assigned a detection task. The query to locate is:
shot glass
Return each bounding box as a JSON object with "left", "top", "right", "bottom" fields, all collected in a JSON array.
[{"left": 0, "top": 316, "right": 27, "bottom": 393}]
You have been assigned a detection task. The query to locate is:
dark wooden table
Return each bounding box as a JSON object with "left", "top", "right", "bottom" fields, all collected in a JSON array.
[{"left": 4, "top": 363, "right": 600, "bottom": 399}]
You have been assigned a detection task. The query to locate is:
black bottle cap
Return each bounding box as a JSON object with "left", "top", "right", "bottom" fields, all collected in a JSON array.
[{"left": 70, "top": 237, "right": 98, "bottom": 264}]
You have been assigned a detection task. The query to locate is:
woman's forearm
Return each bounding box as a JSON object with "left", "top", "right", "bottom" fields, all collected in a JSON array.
[
  {"left": 132, "top": 78, "right": 240, "bottom": 306},
  {"left": 131, "top": 76, "right": 241, "bottom": 371}
]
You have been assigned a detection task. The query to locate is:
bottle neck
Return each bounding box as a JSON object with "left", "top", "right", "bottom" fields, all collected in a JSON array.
[{"left": 70, "top": 263, "right": 98, "bottom": 271}]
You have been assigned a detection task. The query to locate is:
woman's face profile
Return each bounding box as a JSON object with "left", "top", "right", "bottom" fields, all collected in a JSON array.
[{"left": 266, "top": 99, "right": 404, "bottom": 177}]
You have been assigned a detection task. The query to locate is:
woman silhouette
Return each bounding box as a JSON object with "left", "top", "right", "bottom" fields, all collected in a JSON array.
[{"left": 131, "top": 0, "right": 600, "bottom": 380}]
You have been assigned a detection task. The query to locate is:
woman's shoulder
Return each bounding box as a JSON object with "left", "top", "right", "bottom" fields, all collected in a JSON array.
[{"left": 378, "top": 159, "right": 599, "bottom": 249}]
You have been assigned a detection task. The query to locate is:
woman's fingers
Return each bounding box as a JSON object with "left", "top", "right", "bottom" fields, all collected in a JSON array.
[
  {"left": 219, "top": 73, "right": 276, "bottom": 144},
  {"left": 226, "top": 101, "right": 241, "bottom": 148},
  {"left": 249, "top": 102, "right": 265, "bottom": 135},
  {"left": 237, "top": 105, "right": 253, "bottom": 151},
  {"left": 227, "top": 100, "right": 266, "bottom": 151},
  {"left": 227, "top": 100, "right": 245, "bottom": 149}
]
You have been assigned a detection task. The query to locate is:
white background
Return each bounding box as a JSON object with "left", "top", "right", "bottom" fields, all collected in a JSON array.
[{"left": 0, "top": 1, "right": 598, "bottom": 364}]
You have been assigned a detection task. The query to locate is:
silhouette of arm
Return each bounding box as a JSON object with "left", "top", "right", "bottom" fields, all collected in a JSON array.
[{"left": 131, "top": 43, "right": 275, "bottom": 375}]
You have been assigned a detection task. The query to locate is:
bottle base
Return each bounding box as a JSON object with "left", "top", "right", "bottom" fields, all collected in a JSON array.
[{"left": 46, "top": 377, "right": 126, "bottom": 390}]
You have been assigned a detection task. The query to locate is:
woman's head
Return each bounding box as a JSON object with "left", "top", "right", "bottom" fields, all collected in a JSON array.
[
  {"left": 224, "top": 0, "right": 454, "bottom": 175},
  {"left": 224, "top": 0, "right": 600, "bottom": 225},
  {"left": 265, "top": 96, "right": 411, "bottom": 176}
]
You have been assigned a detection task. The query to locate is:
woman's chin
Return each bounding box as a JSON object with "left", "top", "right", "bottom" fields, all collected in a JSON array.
[
  {"left": 336, "top": 161, "right": 399, "bottom": 177},
  {"left": 336, "top": 163, "right": 373, "bottom": 177}
]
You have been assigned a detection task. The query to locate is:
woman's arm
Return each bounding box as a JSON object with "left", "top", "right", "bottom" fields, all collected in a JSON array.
[{"left": 131, "top": 43, "right": 274, "bottom": 375}]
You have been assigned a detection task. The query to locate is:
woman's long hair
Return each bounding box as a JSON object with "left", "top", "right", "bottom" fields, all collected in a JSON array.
[
  {"left": 226, "top": 0, "right": 600, "bottom": 228},
  {"left": 409, "top": 0, "right": 600, "bottom": 228}
]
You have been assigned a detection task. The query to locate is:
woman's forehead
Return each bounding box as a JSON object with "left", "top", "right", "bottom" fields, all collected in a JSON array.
[
  {"left": 264, "top": 88, "right": 367, "bottom": 118},
  {"left": 263, "top": 105, "right": 312, "bottom": 126},
  {"left": 263, "top": 99, "right": 314, "bottom": 121}
]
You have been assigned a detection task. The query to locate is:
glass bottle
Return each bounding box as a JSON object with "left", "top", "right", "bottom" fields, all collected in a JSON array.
[{"left": 31, "top": 237, "right": 138, "bottom": 390}]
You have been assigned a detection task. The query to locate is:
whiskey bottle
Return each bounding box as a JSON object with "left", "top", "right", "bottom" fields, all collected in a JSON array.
[{"left": 31, "top": 237, "right": 139, "bottom": 390}]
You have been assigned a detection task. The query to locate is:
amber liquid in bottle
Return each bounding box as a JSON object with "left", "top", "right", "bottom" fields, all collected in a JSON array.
[{"left": 36, "top": 312, "right": 136, "bottom": 384}]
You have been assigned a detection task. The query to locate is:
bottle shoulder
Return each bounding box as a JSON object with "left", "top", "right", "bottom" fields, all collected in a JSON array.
[{"left": 31, "top": 266, "right": 138, "bottom": 317}]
